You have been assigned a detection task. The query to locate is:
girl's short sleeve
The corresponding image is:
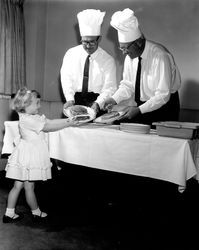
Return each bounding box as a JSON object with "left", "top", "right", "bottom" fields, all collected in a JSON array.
[{"left": 19, "top": 114, "right": 46, "bottom": 134}]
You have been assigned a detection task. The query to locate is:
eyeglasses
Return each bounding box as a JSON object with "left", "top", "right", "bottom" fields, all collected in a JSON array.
[
  {"left": 118, "top": 40, "right": 139, "bottom": 53},
  {"left": 118, "top": 38, "right": 144, "bottom": 53},
  {"left": 81, "top": 37, "right": 99, "bottom": 47}
]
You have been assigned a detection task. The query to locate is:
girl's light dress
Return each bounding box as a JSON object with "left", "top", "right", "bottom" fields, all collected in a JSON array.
[{"left": 5, "top": 113, "right": 52, "bottom": 181}]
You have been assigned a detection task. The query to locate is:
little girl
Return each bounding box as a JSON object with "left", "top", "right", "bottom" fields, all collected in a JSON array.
[{"left": 3, "top": 87, "right": 79, "bottom": 223}]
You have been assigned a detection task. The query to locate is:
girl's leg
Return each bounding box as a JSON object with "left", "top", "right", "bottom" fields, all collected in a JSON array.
[
  {"left": 24, "top": 181, "right": 38, "bottom": 210},
  {"left": 24, "top": 181, "right": 47, "bottom": 218},
  {"left": 5, "top": 180, "right": 24, "bottom": 219}
]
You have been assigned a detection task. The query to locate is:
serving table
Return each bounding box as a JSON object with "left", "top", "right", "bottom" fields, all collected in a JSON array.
[{"left": 1, "top": 121, "right": 198, "bottom": 191}]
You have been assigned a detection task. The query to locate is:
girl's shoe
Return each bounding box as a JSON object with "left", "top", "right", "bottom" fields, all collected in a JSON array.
[
  {"left": 2, "top": 214, "right": 24, "bottom": 223},
  {"left": 32, "top": 212, "right": 48, "bottom": 222}
]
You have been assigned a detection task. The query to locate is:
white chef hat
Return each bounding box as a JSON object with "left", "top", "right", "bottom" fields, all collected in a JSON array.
[
  {"left": 110, "top": 8, "right": 142, "bottom": 43},
  {"left": 77, "top": 9, "right": 106, "bottom": 36}
]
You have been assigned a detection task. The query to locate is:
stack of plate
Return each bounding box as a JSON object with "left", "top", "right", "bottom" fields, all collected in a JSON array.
[{"left": 120, "top": 123, "right": 150, "bottom": 134}]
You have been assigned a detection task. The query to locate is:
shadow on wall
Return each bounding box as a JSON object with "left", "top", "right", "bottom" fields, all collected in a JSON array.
[
  {"left": 74, "top": 22, "right": 81, "bottom": 45},
  {"left": 106, "top": 25, "right": 123, "bottom": 68},
  {"left": 179, "top": 79, "right": 199, "bottom": 122},
  {"left": 106, "top": 25, "right": 124, "bottom": 84},
  {"left": 180, "top": 80, "right": 199, "bottom": 110}
]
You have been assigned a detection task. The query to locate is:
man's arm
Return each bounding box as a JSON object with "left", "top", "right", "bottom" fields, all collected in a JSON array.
[{"left": 94, "top": 57, "right": 117, "bottom": 109}]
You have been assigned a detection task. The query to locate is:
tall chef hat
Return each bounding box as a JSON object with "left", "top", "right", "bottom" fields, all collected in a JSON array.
[
  {"left": 77, "top": 9, "right": 106, "bottom": 36},
  {"left": 110, "top": 8, "right": 142, "bottom": 43}
]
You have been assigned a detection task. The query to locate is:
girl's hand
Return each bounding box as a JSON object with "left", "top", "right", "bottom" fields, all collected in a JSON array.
[{"left": 67, "top": 117, "right": 81, "bottom": 126}]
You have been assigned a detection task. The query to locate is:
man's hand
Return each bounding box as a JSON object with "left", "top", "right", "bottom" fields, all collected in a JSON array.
[
  {"left": 103, "top": 98, "right": 117, "bottom": 112},
  {"left": 63, "top": 100, "right": 75, "bottom": 110},
  {"left": 91, "top": 102, "right": 100, "bottom": 115},
  {"left": 119, "top": 106, "right": 141, "bottom": 120}
]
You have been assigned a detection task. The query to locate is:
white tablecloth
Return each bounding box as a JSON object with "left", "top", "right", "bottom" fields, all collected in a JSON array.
[{"left": 1, "top": 121, "right": 198, "bottom": 190}]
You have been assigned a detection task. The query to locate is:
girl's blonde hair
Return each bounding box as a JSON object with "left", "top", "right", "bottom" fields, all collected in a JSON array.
[{"left": 11, "top": 87, "right": 33, "bottom": 113}]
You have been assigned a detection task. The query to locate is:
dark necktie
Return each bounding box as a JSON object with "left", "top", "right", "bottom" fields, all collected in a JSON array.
[
  {"left": 82, "top": 55, "right": 90, "bottom": 94},
  {"left": 135, "top": 56, "right": 142, "bottom": 106}
]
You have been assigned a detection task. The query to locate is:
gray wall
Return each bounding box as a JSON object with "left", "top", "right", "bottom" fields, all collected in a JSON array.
[{"left": 24, "top": 0, "right": 199, "bottom": 110}]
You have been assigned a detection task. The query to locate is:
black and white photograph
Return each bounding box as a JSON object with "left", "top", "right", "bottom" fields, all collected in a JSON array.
[{"left": 0, "top": 0, "right": 199, "bottom": 249}]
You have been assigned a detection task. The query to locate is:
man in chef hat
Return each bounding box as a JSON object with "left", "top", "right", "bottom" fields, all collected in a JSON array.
[
  {"left": 60, "top": 9, "right": 117, "bottom": 115},
  {"left": 104, "top": 8, "right": 181, "bottom": 126}
]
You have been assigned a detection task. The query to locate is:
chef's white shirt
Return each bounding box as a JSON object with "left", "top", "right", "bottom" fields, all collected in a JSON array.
[
  {"left": 112, "top": 40, "right": 181, "bottom": 114},
  {"left": 60, "top": 45, "right": 117, "bottom": 108}
]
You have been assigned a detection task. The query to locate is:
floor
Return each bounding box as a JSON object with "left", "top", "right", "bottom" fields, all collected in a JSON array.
[{"left": 0, "top": 161, "right": 199, "bottom": 250}]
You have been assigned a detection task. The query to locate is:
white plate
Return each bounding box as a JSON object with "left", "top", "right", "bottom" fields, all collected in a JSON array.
[
  {"left": 120, "top": 123, "right": 150, "bottom": 134},
  {"left": 94, "top": 111, "right": 125, "bottom": 124},
  {"left": 63, "top": 105, "right": 96, "bottom": 123}
]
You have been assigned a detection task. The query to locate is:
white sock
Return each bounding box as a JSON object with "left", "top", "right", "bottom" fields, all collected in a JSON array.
[
  {"left": 32, "top": 207, "right": 47, "bottom": 217},
  {"left": 5, "top": 208, "right": 19, "bottom": 219}
]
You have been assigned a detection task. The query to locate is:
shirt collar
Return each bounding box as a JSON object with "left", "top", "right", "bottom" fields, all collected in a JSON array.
[
  {"left": 91, "top": 47, "right": 100, "bottom": 59},
  {"left": 83, "top": 47, "right": 101, "bottom": 60},
  {"left": 140, "top": 40, "right": 149, "bottom": 60}
]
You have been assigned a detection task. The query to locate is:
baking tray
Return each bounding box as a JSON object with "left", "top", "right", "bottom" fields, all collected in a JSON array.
[{"left": 152, "top": 121, "right": 199, "bottom": 139}]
